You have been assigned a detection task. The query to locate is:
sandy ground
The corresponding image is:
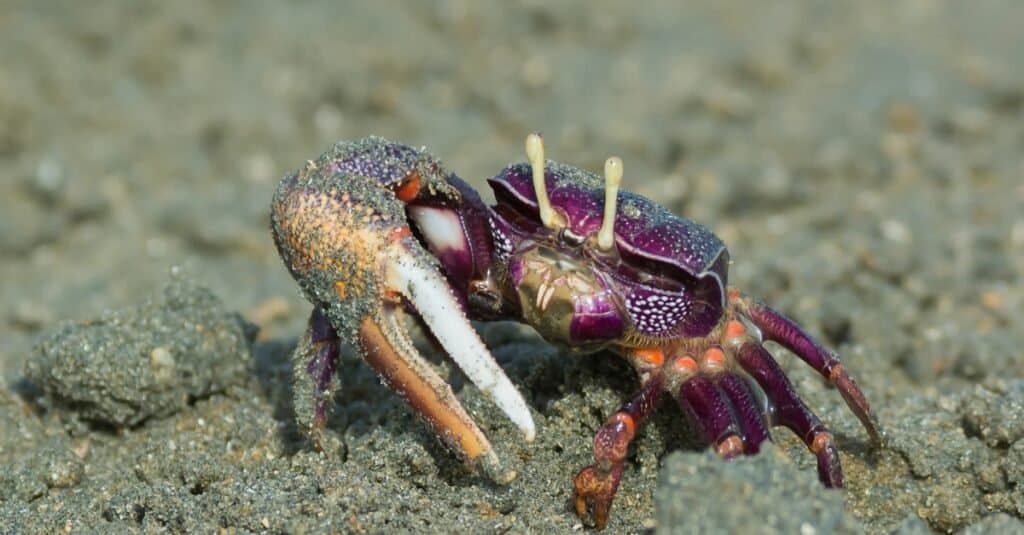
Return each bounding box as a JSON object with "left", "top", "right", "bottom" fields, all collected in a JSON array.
[{"left": 2, "top": 1, "right": 1023, "bottom": 533}]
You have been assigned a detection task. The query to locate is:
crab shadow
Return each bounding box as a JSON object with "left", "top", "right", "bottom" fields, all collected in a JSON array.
[
  {"left": 249, "top": 320, "right": 690, "bottom": 490},
  {"left": 250, "top": 325, "right": 879, "bottom": 498},
  {"left": 251, "top": 336, "right": 406, "bottom": 460},
  {"left": 250, "top": 337, "right": 306, "bottom": 454},
  {"left": 249, "top": 325, "right": 567, "bottom": 487}
]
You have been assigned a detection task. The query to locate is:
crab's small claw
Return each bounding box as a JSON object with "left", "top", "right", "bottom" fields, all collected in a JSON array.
[
  {"left": 573, "top": 373, "right": 664, "bottom": 530},
  {"left": 574, "top": 463, "right": 623, "bottom": 530}
]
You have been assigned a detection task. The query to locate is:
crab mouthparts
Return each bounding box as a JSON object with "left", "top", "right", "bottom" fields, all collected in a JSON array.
[{"left": 385, "top": 244, "right": 537, "bottom": 442}]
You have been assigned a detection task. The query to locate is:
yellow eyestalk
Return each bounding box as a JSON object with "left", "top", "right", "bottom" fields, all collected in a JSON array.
[
  {"left": 525, "top": 133, "right": 558, "bottom": 229},
  {"left": 597, "top": 156, "right": 622, "bottom": 250}
]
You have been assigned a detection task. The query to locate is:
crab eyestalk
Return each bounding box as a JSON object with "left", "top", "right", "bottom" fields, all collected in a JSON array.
[
  {"left": 526, "top": 132, "right": 560, "bottom": 229},
  {"left": 598, "top": 156, "right": 623, "bottom": 251}
]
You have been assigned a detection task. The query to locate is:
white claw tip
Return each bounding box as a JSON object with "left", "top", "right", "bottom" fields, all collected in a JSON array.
[
  {"left": 526, "top": 132, "right": 558, "bottom": 229},
  {"left": 598, "top": 156, "right": 623, "bottom": 250},
  {"left": 522, "top": 421, "right": 537, "bottom": 443}
]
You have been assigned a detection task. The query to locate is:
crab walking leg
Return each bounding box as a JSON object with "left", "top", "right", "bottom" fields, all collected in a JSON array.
[
  {"left": 384, "top": 240, "right": 536, "bottom": 443},
  {"left": 735, "top": 341, "right": 844, "bottom": 487},
  {"left": 732, "top": 292, "right": 881, "bottom": 445},
  {"left": 714, "top": 372, "right": 771, "bottom": 454},
  {"left": 357, "top": 308, "right": 518, "bottom": 482},
  {"left": 291, "top": 307, "right": 342, "bottom": 448},
  {"left": 676, "top": 375, "right": 745, "bottom": 458},
  {"left": 574, "top": 373, "right": 664, "bottom": 530}
]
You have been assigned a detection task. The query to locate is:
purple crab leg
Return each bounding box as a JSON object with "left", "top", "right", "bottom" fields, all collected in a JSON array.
[
  {"left": 715, "top": 372, "right": 771, "bottom": 454},
  {"left": 735, "top": 341, "right": 844, "bottom": 487},
  {"left": 292, "top": 307, "right": 341, "bottom": 448},
  {"left": 732, "top": 291, "right": 881, "bottom": 445},
  {"left": 676, "top": 375, "right": 745, "bottom": 458},
  {"left": 574, "top": 373, "right": 664, "bottom": 530}
]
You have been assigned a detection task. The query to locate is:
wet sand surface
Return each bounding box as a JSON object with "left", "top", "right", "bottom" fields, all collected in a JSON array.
[{"left": 2, "top": 1, "right": 1023, "bottom": 533}]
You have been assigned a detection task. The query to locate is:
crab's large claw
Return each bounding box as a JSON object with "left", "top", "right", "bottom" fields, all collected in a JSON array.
[
  {"left": 362, "top": 239, "right": 536, "bottom": 481},
  {"left": 271, "top": 150, "right": 535, "bottom": 482}
]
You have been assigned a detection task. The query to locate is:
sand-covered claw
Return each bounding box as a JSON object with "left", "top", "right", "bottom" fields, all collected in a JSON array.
[{"left": 271, "top": 138, "right": 534, "bottom": 482}]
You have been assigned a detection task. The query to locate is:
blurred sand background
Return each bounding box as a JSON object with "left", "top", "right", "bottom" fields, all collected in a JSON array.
[{"left": 2, "top": 1, "right": 1023, "bottom": 533}]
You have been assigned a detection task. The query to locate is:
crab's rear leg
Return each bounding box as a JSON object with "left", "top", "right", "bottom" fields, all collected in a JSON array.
[
  {"left": 714, "top": 371, "right": 771, "bottom": 454},
  {"left": 733, "top": 339, "right": 844, "bottom": 486},
  {"left": 731, "top": 290, "right": 881, "bottom": 445}
]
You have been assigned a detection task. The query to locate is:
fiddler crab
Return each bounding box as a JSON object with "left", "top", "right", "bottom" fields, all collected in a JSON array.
[{"left": 271, "top": 133, "right": 881, "bottom": 529}]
